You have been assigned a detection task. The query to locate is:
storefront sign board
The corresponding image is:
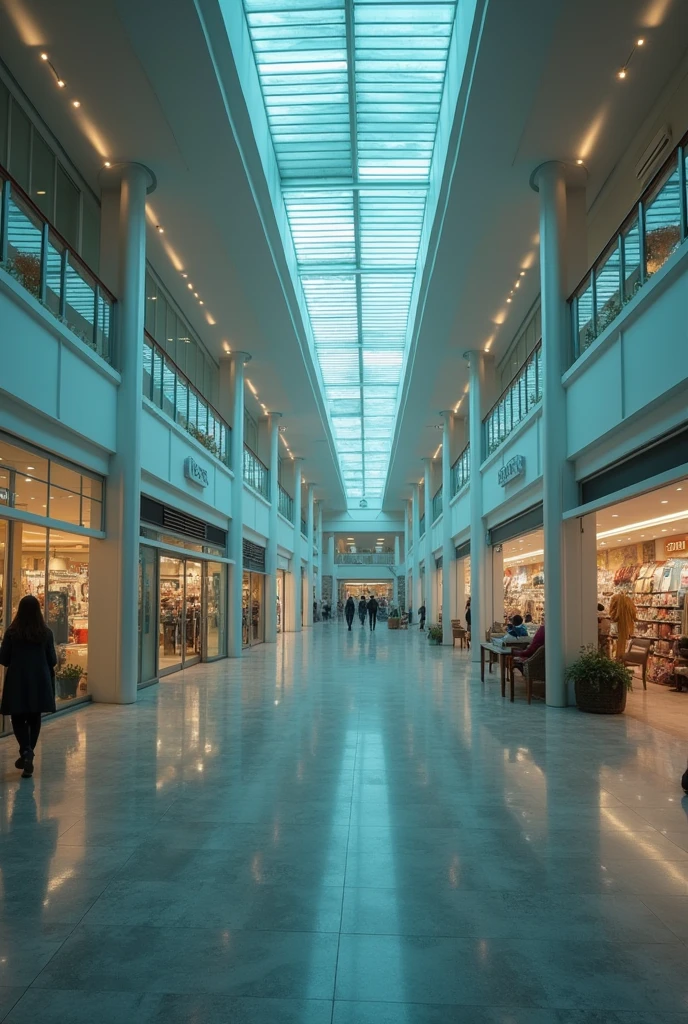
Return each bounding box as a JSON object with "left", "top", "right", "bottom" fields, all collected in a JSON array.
[
  {"left": 665, "top": 536, "right": 687, "bottom": 554},
  {"left": 184, "top": 457, "right": 209, "bottom": 488},
  {"left": 498, "top": 455, "right": 525, "bottom": 487}
]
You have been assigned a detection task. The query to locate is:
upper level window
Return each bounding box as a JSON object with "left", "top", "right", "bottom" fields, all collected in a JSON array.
[
  {"left": 0, "top": 71, "right": 100, "bottom": 272},
  {"left": 498, "top": 303, "right": 541, "bottom": 392}
]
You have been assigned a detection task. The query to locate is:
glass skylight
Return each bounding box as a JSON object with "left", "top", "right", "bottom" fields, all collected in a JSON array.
[{"left": 243, "top": 0, "right": 457, "bottom": 500}]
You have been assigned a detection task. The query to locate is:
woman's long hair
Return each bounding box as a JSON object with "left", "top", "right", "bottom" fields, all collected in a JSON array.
[{"left": 8, "top": 594, "right": 49, "bottom": 643}]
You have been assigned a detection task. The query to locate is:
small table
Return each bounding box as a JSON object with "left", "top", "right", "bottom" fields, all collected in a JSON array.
[{"left": 480, "top": 640, "right": 531, "bottom": 702}]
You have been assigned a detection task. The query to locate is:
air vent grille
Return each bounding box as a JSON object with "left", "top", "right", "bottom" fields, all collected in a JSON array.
[{"left": 635, "top": 125, "right": 672, "bottom": 185}]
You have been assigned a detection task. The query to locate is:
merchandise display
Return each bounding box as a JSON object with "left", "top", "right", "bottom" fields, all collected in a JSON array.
[
  {"left": 597, "top": 555, "right": 688, "bottom": 685},
  {"left": 504, "top": 560, "right": 544, "bottom": 623}
]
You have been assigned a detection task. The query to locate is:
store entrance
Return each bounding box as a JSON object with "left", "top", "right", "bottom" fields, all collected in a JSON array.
[
  {"left": 501, "top": 528, "right": 545, "bottom": 628},
  {"left": 594, "top": 477, "right": 688, "bottom": 718},
  {"left": 242, "top": 570, "right": 265, "bottom": 647},
  {"left": 337, "top": 580, "right": 393, "bottom": 619},
  {"left": 158, "top": 556, "right": 202, "bottom": 673}
]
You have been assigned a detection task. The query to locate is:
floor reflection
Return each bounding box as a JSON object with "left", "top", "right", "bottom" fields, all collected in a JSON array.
[{"left": 0, "top": 623, "right": 687, "bottom": 1021}]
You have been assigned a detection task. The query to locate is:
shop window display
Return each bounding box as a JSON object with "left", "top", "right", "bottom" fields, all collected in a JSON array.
[
  {"left": 242, "top": 571, "right": 265, "bottom": 646},
  {"left": 503, "top": 530, "right": 545, "bottom": 625}
]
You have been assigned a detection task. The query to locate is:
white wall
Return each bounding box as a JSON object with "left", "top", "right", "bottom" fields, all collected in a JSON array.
[
  {"left": 565, "top": 243, "right": 688, "bottom": 461},
  {"left": 243, "top": 485, "right": 271, "bottom": 540},
  {"left": 141, "top": 402, "right": 232, "bottom": 522},
  {"left": 0, "top": 273, "right": 119, "bottom": 456},
  {"left": 481, "top": 408, "right": 543, "bottom": 520}
]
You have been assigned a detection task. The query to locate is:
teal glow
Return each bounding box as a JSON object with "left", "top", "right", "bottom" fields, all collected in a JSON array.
[{"left": 243, "top": 0, "right": 457, "bottom": 499}]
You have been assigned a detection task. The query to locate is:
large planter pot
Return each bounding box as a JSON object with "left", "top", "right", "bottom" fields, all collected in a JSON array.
[
  {"left": 428, "top": 637, "right": 442, "bottom": 646},
  {"left": 388, "top": 618, "right": 400, "bottom": 630},
  {"left": 56, "top": 675, "right": 80, "bottom": 700},
  {"left": 575, "top": 678, "right": 627, "bottom": 714}
]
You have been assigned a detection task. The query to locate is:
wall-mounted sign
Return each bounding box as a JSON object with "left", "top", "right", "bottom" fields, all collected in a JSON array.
[
  {"left": 184, "top": 456, "right": 209, "bottom": 488},
  {"left": 498, "top": 455, "right": 525, "bottom": 487},
  {"left": 665, "top": 536, "right": 687, "bottom": 554}
]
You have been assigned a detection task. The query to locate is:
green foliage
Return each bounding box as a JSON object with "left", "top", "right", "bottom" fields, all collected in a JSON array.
[
  {"left": 56, "top": 663, "right": 83, "bottom": 682},
  {"left": 427, "top": 623, "right": 443, "bottom": 642},
  {"left": 565, "top": 645, "right": 633, "bottom": 692}
]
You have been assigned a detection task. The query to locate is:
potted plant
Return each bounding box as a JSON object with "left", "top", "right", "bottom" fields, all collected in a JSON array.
[
  {"left": 427, "top": 624, "right": 443, "bottom": 646},
  {"left": 566, "top": 645, "right": 633, "bottom": 714},
  {"left": 387, "top": 607, "right": 400, "bottom": 630},
  {"left": 55, "top": 663, "right": 82, "bottom": 701}
]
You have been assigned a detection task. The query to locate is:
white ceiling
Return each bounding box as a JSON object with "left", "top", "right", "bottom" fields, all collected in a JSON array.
[
  {"left": 384, "top": 0, "right": 688, "bottom": 507},
  {"left": 3, "top": 0, "right": 688, "bottom": 516}
]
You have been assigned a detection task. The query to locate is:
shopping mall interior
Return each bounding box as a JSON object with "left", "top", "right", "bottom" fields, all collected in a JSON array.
[{"left": 0, "top": 0, "right": 687, "bottom": 1018}]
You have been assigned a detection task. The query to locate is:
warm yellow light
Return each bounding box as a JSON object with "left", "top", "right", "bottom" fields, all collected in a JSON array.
[
  {"left": 617, "top": 68, "right": 627, "bottom": 79},
  {"left": 72, "top": 99, "right": 80, "bottom": 108},
  {"left": 104, "top": 160, "right": 111, "bottom": 167},
  {"left": 637, "top": 37, "right": 645, "bottom": 45},
  {"left": 156, "top": 225, "right": 164, "bottom": 234},
  {"left": 506, "top": 297, "right": 512, "bottom": 303},
  {"left": 57, "top": 79, "right": 65, "bottom": 88},
  {"left": 40, "top": 52, "right": 48, "bottom": 60},
  {"left": 199, "top": 300, "right": 204, "bottom": 305},
  {"left": 576, "top": 159, "right": 584, "bottom": 165},
  {"left": 519, "top": 270, "right": 525, "bottom": 276},
  {"left": 187, "top": 283, "right": 193, "bottom": 290}
]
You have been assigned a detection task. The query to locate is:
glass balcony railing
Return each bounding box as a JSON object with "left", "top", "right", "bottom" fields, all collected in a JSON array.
[
  {"left": 432, "top": 486, "right": 443, "bottom": 522},
  {"left": 301, "top": 517, "right": 308, "bottom": 537},
  {"left": 1, "top": 166, "right": 115, "bottom": 363},
  {"left": 451, "top": 442, "right": 470, "bottom": 496},
  {"left": 419, "top": 513, "right": 426, "bottom": 538},
  {"left": 570, "top": 134, "right": 687, "bottom": 360},
  {"left": 484, "top": 342, "right": 542, "bottom": 457},
  {"left": 244, "top": 445, "right": 269, "bottom": 498},
  {"left": 143, "top": 332, "right": 230, "bottom": 466},
  {"left": 278, "top": 484, "right": 294, "bottom": 522}
]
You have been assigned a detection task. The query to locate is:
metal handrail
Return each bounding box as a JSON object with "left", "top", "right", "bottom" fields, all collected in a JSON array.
[
  {"left": 335, "top": 552, "right": 395, "bottom": 565},
  {"left": 243, "top": 444, "right": 269, "bottom": 498},
  {"left": 301, "top": 517, "right": 308, "bottom": 536},
  {"left": 278, "top": 484, "right": 294, "bottom": 522},
  {"left": 419, "top": 513, "right": 426, "bottom": 538},
  {"left": 451, "top": 442, "right": 470, "bottom": 496},
  {"left": 483, "top": 341, "right": 542, "bottom": 457},
  {"left": 143, "top": 331, "right": 232, "bottom": 468},
  {"left": 569, "top": 129, "right": 688, "bottom": 360},
  {"left": 1, "top": 163, "right": 116, "bottom": 363}
]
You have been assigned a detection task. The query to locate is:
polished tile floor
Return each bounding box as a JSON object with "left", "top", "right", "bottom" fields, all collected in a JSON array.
[{"left": 1, "top": 623, "right": 688, "bottom": 1023}]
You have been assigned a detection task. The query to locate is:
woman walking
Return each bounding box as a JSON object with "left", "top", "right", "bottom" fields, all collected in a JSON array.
[
  {"left": 0, "top": 595, "right": 57, "bottom": 778},
  {"left": 358, "top": 596, "right": 367, "bottom": 627},
  {"left": 344, "top": 595, "right": 356, "bottom": 630}
]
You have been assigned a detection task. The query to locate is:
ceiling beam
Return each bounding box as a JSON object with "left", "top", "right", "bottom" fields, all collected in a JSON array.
[{"left": 283, "top": 180, "right": 428, "bottom": 193}]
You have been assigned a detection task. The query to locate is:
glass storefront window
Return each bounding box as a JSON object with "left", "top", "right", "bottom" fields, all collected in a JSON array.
[
  {"left": 138, "top": 546, "right": 157, "bottom": 684},
  {"left": 276, "top": 569, "right": 285, "bottom": 633},
  {"left": 242, "top": 570, "right": 265, "bottom": 647},
  {"left": 159, "top": 555, "right": 184, "bottom": 673},
  {"left": 185, "top": 561, "right": 202, "bottom": 662},
  {"left": 205, "top": 561, "right": 226, "bottom": 659}
]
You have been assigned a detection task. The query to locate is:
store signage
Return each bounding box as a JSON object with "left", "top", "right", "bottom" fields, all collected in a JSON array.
[
  {"left": 0, "top": 487, "right": 9, "bottom": 503},
  {"left": 498, "top": 455, "right": 525, "bottom": 487},
  {"left": 184, "top": 456, "right": 209, "bottom": 488},
  {"left": 666, "top": 536, "right": 687, "bottom": 554}
]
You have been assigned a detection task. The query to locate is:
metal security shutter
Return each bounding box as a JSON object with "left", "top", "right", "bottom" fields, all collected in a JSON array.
[
  {"left": 580, "top": 425, "right": 688, "bottom": 506},
  {"left": 140, "top": 496, "right": 227, "bottom": 548},
  {"left": 243, "top": 539, "right": 266, "bottom": 573},
  {"left": 490, "top": 504, "right": 543, "bottom": 546}
]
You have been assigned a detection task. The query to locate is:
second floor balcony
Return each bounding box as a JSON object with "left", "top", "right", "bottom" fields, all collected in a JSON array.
[
  {"left": 485, "top": 341, "right": 542, "bottom": 457},
  {"left": 451, "top": 443, "right": 470, "bottom": 496},
  {"left": 1, "top": 166, "right": 115, "bottom": 364},
  {"left": 278, "top": 484, "right": 294, "bottom": 522},
  {"left": 243, "top": 445, "right": 269, "bottom": 498},
  {"left": 432, "top": 486, "right": 443, "bottom": 522}
]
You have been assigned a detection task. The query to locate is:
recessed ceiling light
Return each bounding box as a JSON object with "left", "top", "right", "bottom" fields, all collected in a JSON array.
[
  {"left": 611, "top": 514, "right": 619, "bottom": 518},
  {"left": 104, "top": 160, "right": 111, "bottom": 168},
  {"left": 36, "top": 190, "right": 46, "bottom": 195},
  {"left": 156, "top": 225, "right": 164, "bottom": 234},
  {"left": 187, "top": 283, "right": 193, "bottom": 290},
  {"left": 662, "top": 528, "right": 667, "bottom": 532},
  {"left": 661, "top": 500, "right": 668, "bottom": 504},
  {"left": 519, "top": 271, "right": 525, "bottom": 277},
  {"left": 637, "top": 37, "right": 645, "bottom": 46},
  {"left": 199, "top": 300, "right": 204, "bottom": 305},
  {"left": 181, "top": 273, "right": 188, "bottom": 278},
  {"left": 56, "top": 78, "right": 65, "bottom": 88},
  {"left": 27, "top": 466, "right": 34, "bottom": 470},
  {"left": 506, "top": 298, "right": 512, "bottom": 304},
  {"left": 617, "top": 68, "right": 627, "bottom": 79},
  {"left": 40, "top": 52, "right": 48, "bottom": 61},
  {"left": 194, "top": 292, "right": 199, "bottom": 298},
  {"left": 72, "top": 100, "right": 81, "bottom": 108},
  {"left": 677, "top": 487, "right": 683, "bottom": 492}
]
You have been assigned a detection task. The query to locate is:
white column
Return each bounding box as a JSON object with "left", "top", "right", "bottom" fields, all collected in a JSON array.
[
  {"left": 440, "top": 410, "right": 455, "bottom": 644},
  {"left": 465, "top": 349, "right": 487, "bottom": 662},
  {"left": 393, "top": 535, "right": 400, "bottom": 606},
  {"left": 423, "top": 458, "right": 435, "bottom": 623},
  {"left": 491, "top": 545, "right": 504, "bottom": 625},
  {"left": 531, "top": 162, "right": 578, "bottom": 706},
  {"left": 89, "top": 162, "right": 154, "bottom": 703},
  {"left": 315, "top": 501, "right": 323, "bottom": 607},
  {"left": 292, "top": 459, "right": 303, "bottom": 632},
  {"left": 224, "top": 351, "right": 251, "bottom": 658},
  {"left": 411, "top": 479, "right": 421, "bottom": 614},
  {"left": 305, "top": 483, "right": 315, "bottom": 626},
  {"left": 265, "top": 412, "right": 281, "bottom": 643}
]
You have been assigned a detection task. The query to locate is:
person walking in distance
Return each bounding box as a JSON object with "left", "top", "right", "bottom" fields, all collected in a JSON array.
[
  {"left": 367, "top": 594, "right": 379, "bottom": 632},
  {"left": 345, "top": 595, "right": 356, "bottom": 631},
  {"left": 358, "top": 595, "right": 367, "bottom": 627},
  {"left": 418, "top": 602, "right": 426, "bottom": 630},
  {"left": 0, "top": 595, "right": 57, "bottom": 778}
]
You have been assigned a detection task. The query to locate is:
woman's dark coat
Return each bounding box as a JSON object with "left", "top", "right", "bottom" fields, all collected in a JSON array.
[{"left": 0, "top": 629, "right": 57, "bottom": 715}]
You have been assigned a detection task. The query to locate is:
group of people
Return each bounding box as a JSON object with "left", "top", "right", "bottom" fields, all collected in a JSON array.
[{"left": 344, "top": 594, "right": 379, "bottom": 631}]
